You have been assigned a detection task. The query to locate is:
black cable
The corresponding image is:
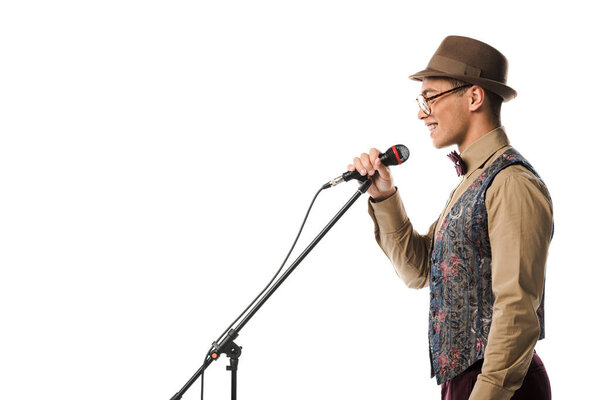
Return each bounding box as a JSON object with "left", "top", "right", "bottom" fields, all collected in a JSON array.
[
  {"left": 200, "top": 351, "right": 209, "bottom": 400},
  {"left": 212, "top": 184, "right": 325, "bottom": 346},
  {"left": 200, "top": 184, "right": 326, "bottom": 399},
  {"left": 200, "top": 356, "right": 204, "bottom": 400}
]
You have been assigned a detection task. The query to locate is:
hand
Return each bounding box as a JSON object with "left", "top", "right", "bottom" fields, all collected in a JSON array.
[{"left": 348, "top": 148, "right": 396, "bottom": 201}]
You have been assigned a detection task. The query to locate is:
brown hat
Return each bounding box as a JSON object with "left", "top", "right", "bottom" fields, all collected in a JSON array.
[{"left": 409, "top": 35, "right": 517, "bottom": 101}]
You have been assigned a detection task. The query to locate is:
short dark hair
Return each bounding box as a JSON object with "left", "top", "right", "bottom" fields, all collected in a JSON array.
[
  {"left": 484, "top": 90, "right": 503, "bottom": 125},
  {"left": 444, "top": 78, "right": 502, "bottom": 124}
]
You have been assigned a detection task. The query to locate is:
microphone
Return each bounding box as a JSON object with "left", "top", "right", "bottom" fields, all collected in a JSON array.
[{"left": 323, "top": 144, "right": 410, "bottom": 189}]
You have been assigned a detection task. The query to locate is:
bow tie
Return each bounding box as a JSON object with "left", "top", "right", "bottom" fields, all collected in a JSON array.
[{"left": 447, "top": 151, "right": 466, "bottom": 176}]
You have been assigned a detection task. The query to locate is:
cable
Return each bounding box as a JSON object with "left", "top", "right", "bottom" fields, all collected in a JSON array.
[
  {"left": 200, "top": 351, "right": 210, "bottom": 400},
  {"left": 212, "top": 184, "right": 325, "bottom": 349},
  {"left": 200, "top": 185, "right": 326, "bottom": 399}
]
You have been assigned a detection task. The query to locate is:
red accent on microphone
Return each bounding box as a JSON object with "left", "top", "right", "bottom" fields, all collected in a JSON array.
[{"left": 392, "top": 146, "right": 402, "bottom": 165}]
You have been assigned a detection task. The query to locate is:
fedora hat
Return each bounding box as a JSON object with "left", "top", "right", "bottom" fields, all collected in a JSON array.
[{"left": 409, "top": 35, "right": 517, "bottom": 101}]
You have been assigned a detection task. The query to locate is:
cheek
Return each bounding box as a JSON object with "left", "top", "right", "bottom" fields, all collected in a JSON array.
[
  {"left": 436, "top": 111, "right": 456, "bottom": 131},
  {"left": 440, "top": 104, "right": 467, "bottom": 131},
  {"left": 444, "top": 116, "right": 461, "bottom": 131}
]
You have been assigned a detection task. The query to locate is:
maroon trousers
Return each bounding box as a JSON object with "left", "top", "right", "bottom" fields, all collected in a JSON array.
[{"left": 441, "top": 353, "right": 551, "bottom": 400}]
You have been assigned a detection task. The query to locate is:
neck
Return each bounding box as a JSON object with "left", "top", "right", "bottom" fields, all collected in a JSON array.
[{"left": 457, "top": 119, "right": 500, "bottom": 153}]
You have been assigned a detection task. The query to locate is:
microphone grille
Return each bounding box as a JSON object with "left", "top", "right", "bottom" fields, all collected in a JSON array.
[{"left": 385, "top": 144, "right": 410, "bottom": 165}]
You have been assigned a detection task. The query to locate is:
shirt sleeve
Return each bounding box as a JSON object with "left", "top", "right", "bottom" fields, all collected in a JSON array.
[
  {"left": 367, "top": 188, "right": 434, "bottom": 289},
  {"left": 469, "top": 166, "right": 553, "bottom": 400}
]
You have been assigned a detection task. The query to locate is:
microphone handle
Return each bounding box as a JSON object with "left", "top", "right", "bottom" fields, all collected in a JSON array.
[
  {"left": 342, "top": 169, "right": 369, "bottom": 182},
  {"left": 343, "top": 149, "right": 393, "bottom": 182},
  {"left": 323, "top": 150, "right": 391, "bottom": 189}
]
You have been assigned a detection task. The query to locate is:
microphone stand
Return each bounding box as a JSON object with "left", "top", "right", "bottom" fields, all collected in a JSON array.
[{"left": 169, "top": 179, "right": 372, "bottom": 400}]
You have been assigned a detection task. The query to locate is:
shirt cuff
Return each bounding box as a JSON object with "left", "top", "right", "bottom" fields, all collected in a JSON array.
[
  {"left": 367, "top": 187, "right": 409, "bottom": 234},
  {"left": 469, "top": 377, "right": 514, "bottom": 400}
]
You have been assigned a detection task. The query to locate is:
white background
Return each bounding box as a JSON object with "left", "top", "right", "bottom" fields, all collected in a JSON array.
[{"left": 1, "top": 1, "right": 598, "bottom": 399}]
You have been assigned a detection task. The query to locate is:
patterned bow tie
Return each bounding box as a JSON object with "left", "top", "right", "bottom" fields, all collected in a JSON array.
[{"left": 447, "top": 151, "right": 466, "bottom": 176}]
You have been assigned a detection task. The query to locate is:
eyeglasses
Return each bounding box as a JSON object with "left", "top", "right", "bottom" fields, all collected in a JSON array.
[{"left": 416, "top": 84, "right": 472, "bottom": 116}]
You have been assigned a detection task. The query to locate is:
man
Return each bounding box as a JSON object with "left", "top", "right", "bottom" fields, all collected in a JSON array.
[{"left": 348, "top": 36, "right": 553, "bottom": 399}]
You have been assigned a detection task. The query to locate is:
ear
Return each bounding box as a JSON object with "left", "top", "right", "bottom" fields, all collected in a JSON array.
[{"left": 468, "top": 85, "right": 486, "bottom": 112}]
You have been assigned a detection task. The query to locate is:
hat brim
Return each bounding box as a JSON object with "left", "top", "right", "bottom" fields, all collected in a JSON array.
[{"left": 409, "top": 68, "right": 517, "bottom": 102}]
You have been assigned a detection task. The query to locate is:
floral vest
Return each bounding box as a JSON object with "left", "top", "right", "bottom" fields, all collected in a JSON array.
[{"left": 429, "top": 148, "right": 546, "bottom": 384}]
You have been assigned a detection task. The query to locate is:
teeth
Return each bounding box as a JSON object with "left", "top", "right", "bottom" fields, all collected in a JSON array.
[{"left": 428, "top": 124, "right": 437, "bottom": 131}]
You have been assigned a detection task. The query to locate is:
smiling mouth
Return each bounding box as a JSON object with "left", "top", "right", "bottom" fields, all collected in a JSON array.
[{"left": 428, "top": 123, "right": 438, "bottom": 132}]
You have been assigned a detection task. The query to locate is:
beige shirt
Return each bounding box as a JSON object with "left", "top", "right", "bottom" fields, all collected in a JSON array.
[{"left": 367, "top": 127, "right": 553, "bottom": 400}]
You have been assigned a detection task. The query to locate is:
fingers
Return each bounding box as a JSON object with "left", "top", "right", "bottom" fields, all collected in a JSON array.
[
  {"left": 369, "top": 148, "right": 391, "bottom": 180},
  {"left": 349, "top": 151, "right": 377, "bottom": 177},
  {"left": 349, "top": 156, "right": 364, "bottom": 176},
  {"left": 369, "top": 148, "right": 380, "bottom": 165},
  {"left": 346, "top": 147, "right": 395, "bottom": 198},
  {"left": 348, "top": 147, "right": 392, "bottom": 182}
]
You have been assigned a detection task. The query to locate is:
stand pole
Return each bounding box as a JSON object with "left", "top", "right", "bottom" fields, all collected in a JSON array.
[
  {"left": 224, "top": 340, "right": 241, "bottom": 400},
  {"left": 234, "top": 179, "right": 372, "bottom": 334},
  {"left": 169, "top": 179, "right": 372, "bottom": 400}
]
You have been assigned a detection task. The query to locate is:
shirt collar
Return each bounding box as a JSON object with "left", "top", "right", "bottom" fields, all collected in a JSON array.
[{"left": 460, "top": 126, "right": 510, "bottom": 175}]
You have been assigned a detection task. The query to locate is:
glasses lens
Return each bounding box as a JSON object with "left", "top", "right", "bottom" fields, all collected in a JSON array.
[{"left": 417, "top": 95, "right": 430, "bottom": 115}]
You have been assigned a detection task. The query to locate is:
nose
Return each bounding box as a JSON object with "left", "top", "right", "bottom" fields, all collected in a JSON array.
[{"left": 417, "top": 107, "right": 428, "bottom": 120}]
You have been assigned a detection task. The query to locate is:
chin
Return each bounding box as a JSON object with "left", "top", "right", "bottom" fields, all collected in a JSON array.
[
  {"left": 432, "top": 139, "right": 450, "bottom": 149},
  {"left": 431, "top": 133, "right": 454, "bottom": 149}
]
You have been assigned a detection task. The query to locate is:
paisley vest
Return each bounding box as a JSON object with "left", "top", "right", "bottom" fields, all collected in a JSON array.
[{"left": 429, "top": 148, "right": 546, "bottom": 384}]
